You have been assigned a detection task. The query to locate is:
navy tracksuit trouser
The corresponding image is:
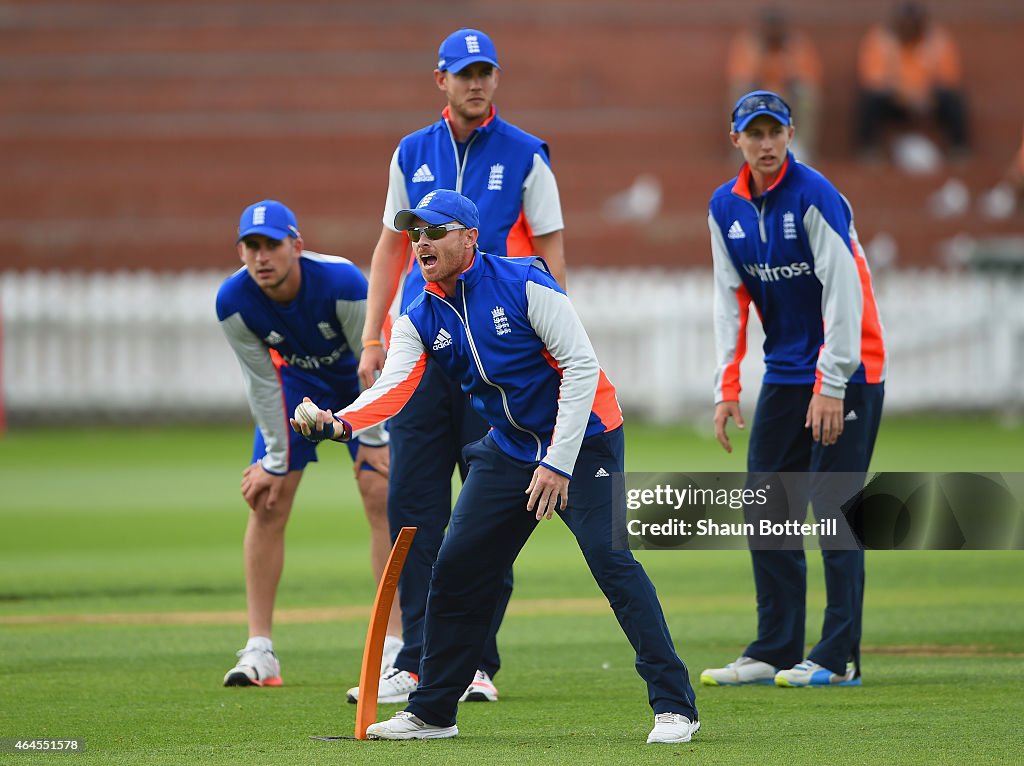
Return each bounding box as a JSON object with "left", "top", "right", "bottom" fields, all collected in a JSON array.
[
  {"left": 405, "top": 427, "right": 698, "bottom": 728},
  {"left": 744, "top": 382, "right": 885, "bottom": 676},
  {"left": 387, "top": 358, "right": 511, "bottom": 678}
]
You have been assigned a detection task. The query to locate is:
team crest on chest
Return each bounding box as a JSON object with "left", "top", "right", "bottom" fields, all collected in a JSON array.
[
  {"left": 783, "top": 211, "right": 798, "bottom": 240},
  {"left": 488, "top": 164, "right": 505, "bottom": 191},
  {"left": 318, "top": 321, "right": 338, "bottom": 340},
  {"left": 264, "top": 330, "right": 285, "bottom": 345},
  {"left": 492, "top": 306, "right": 511, "bottom": 336}
]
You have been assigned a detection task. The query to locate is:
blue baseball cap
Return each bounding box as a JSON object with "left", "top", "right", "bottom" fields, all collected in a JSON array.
[
  {"left": 394, "top": 189, "right": 480, "bottom": 232},
  {"left": 237, "top": 200, "right": 301, "bottom": 243},
  {"left": 731, "top": 90, "right": 792, "bottom": 132},
  {"left": 437, "top": 28, "right": 500, "bottom": 73}
]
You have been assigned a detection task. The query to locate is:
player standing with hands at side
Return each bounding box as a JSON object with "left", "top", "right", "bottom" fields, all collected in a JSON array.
[
  {"left": 351, "top": 27, "right": 566, "bottom": 705},
  {"left": 702, "top": 91, "right": 887, "bottom": 688},
  {"left": 216, "top": 200, "right": 401, "bottom": 687},
  {"left": 293, "top": 190, "right": 699, "bottom": 744}
]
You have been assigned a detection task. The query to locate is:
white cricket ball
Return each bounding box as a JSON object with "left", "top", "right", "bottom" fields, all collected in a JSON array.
[{"left": 294, "top": 401, "right": 321, "bottom": 428}]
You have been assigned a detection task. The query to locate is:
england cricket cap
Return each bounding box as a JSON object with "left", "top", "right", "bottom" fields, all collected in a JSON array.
[
  {"left": 394, "top": 189, "right": 480, "bottom": 232},
  {"left": 437, "top": 28, "right": 500, "bottom": 73},
  {"left": 237, "top": 200, "right": 301, "bottom": 243},
  {"left": 731, "top": 90, "right": 792, "bottom": 132}
]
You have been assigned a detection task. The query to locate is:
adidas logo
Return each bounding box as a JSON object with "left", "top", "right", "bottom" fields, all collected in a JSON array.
[
  {"left": 844, "top": 410, "right": 858, "bottom": 422},
  {"left": 412, "top": 164, "right": 435, "bottom": 183},
  {"left": 727, "top": 220, "right": 746, "bottom": 239},
  {"left": 595, "top": 467, "right": 610, "bottom": 478},
  {"left": 432, "top": 328, "right": 453, "bottom": 351}
]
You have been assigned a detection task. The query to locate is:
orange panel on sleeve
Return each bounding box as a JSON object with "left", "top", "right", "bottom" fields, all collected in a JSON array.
[
  {"left": 505, "top": 209, "right": 535, "bottom": 257},
  {"left": 852, "top": 242, "right": 887, "bottom": 383},
  {"left": 345, "top": 352, "right": 428, "bottom": 431},
  {"left": 721, "top": 285, "right": 752, "bottom": 401},
  {"left": 592, "top": 370, "right": 624, "bottom": 432}
]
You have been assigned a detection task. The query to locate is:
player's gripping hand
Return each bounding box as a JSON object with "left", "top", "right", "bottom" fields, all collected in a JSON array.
[
  {"left": 526, "top": 465, "right": 569, "bottom": 521},
  {"left": 358, "top": 344, "right": 386, "bottom": 389},
  {"left": 241, "top": 461, "right": 285, "bottom": 512},
  {"left": 290, "top": 397, "right": 352, "bottom": 443}
]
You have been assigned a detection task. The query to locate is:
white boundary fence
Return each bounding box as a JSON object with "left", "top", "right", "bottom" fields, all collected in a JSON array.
[{"left": 2, "top": 269, "right": 1022, "bottom": 422}]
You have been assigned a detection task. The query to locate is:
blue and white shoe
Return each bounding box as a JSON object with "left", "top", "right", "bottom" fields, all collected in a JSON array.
[{"left": 774, "top": 660, "right": 861, "bottom": 687}]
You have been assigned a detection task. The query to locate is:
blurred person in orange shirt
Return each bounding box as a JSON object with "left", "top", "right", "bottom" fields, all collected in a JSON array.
[
  {"left": 855, "top": 1, "right": 969, "bottom": 159},
  {"left": 727, "top": 8, "right": 823, "bottom": 161}
]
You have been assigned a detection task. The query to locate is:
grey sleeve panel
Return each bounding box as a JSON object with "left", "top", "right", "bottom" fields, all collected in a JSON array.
[
  {"left": 382, "top": 147, "right": 409, "bottom": 232},
  {"left": 339, "top": 314, "right": 426, "bottom": 435},
  {"left": 525, "top": 280, "right": 600, "bottom": 476},
  {"left": 219, "top": 312, "right": 289, "bottom": 474},
  {"left": 334, "top": 297, "right": 367, "bottom": 361},
  {"left": 709, "top": 212, "right": 748, "bottom": 403},
  {"left": 522, "top": 153, "right": 565, "bottom": 236},
  {"left": 333, "top": 297, "right": 389, "bottom": 447},
  {"left": 805, "top": 205, "right": 864, "bottom": 398}
]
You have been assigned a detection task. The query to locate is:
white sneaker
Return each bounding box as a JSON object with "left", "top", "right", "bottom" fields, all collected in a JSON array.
[
  {"left": 459, "top": 669, "right": 499, "bottom": 702},
  {"left": 700, "top": 655, "right": 776, "bottom": 686},
  {"left": 223, "top": 646, "right": 282, "bottom": 687},
  {"left": 346, "top": 667, "right": 419, "bottom": 704},
  {"left": 382, "top": 635, "right": 404, "bottom": 672},
  {"left": 775, "top": 660, "right": 861, "bottom": 687},
  {"left": 365, "top": 710, "right": 458, "bottom": 740},
  {"left": 647, "top": 713, "right": 700, "bottom": 744}
]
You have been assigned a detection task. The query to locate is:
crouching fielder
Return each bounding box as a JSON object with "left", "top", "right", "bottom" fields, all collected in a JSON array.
[{"left": 293, "top": 189, "right": 699, "bottom": 744}]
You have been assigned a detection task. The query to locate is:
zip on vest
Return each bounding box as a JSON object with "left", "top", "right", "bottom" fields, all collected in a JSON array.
[
  {"left": 445, "top": 121, "right": 481, "bottom": 194},
  {"left": 434, "top": 282, "right": 543, "bottom": 461}
]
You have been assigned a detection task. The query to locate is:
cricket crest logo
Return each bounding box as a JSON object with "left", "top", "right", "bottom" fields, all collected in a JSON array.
[{"left": 492, "top": 306, "right": 511, "bottom": 336}]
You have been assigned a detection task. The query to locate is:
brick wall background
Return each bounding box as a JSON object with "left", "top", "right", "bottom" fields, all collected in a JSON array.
[{"left": 2, "top": 0, "right": 1023, "bottom": 272}]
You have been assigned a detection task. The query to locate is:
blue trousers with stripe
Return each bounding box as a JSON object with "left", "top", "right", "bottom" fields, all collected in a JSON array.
[
  {"left": 405, "top": 427, "right": 698, "bottom": 728},
  {"left": 744, "top": 382, "right": 884, "bottom": 676},
  {"left": 387, "top": 358, "right": 510, "bottom": 678}
]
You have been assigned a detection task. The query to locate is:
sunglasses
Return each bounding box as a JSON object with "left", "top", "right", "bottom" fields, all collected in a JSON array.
[
  {"left": 732, "top": 93, "right": 791, "bottom": 124},
  {"left": 406, "top": 223, "right": 467, "bottom": 243}
]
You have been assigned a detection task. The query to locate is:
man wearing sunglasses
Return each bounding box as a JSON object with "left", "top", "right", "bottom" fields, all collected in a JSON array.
[
  {"left": 349, "top": 28, "right": 566, "bottom": 706},
  {"left": 293, "top": 189, "right": 700, "bottom": 744},
  {"left": 215, "top": 200, "right": 401, "bottom": 687},
  {"left": 702, "top": 91, "right": 887, "bottom": 688}
]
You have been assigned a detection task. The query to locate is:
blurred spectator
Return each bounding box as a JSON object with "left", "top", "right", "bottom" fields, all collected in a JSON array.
[
  {"left": 727, "top": 8, "right": 823, "bottom": 160},
  {"left": 979, "top": 123, "right": 1024, "bottom": 219},
  {"left": 855, "top": 2, "right": 969, "bottom": 160}
]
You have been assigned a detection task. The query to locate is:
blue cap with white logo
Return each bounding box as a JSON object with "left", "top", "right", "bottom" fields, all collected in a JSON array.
[
  {"left": 394, "top": 189, "right": 480, "bottom": 231},
  {"left": 731, "top": 90, "right": 792, "bottom": 132},
  {"left": 437, "top": 28, "right": 500, "bottom": 73},
  {"left": 237, "top": 200, "right": 301, "bottom": 243}
]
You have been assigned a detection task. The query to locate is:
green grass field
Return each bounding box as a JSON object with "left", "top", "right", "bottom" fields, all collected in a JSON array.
[{"left": 2, "top": 416, "right": 1022, "bottom": 764}]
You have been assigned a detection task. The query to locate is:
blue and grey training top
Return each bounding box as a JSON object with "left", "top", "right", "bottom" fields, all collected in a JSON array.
[
  {"left": 708, "top": 152, "right": 887, "bottom": 403},
  {"left": 216, "top": 252, "right": 388, "bottom": 474}
]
